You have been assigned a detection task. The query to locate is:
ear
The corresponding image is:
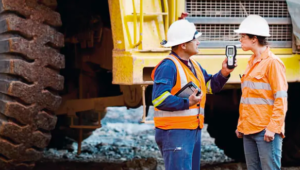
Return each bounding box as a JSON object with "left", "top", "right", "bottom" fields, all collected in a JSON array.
[
  {"left": 180, "top": 43, "right": 187, "bottom": 50},
  {"left": 252, "top": 36, "right": 257, "bottom": 44}
]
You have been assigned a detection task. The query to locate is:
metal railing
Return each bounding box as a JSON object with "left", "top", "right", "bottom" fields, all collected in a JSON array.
[
  {"left": 186, "top": 0, "right": 292, "bottom": 48},
  {"left": 123, "top": 0, "right": 170, "bottom": 50}
]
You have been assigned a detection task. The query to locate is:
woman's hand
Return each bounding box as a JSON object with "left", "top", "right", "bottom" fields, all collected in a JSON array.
[
  {"left": 235, "top": 129, "right": 243, "bottom": 138},
  {"left": 264, "top": 129, "right": 275, "bottom": 142}
]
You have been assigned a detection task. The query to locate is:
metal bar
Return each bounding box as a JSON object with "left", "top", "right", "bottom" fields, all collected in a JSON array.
[
  {"left": 56, "top": 95, "right": 124, "bottom": 115},
  {"left": 141, "top": 85, "right": 148, "bottom": 123},
  {"left": 79, "top": 74, "right": 83, "bottom": 99},
  {"left": 155, "top": 19, "right": 162, "bottom": 42},
  {"left": 129, "top": 12, "right": 167, "bottom": 16},
  {"left": 131, "top": 0, "right": 143, "bottom": 49},
  {"left": 138, "top": 0, "right": 143, "bottom": 50},
  {"left": 124, "top": 18, "right": 133, "bottom": 47},
  {"left": 196, "top": 48, "right": 293, "bottom": 55},
  {"left": 122, "top": 1, "right": 133, "bottom": 47},
  {"left": 70, "top": 125, "right": 102, "bottom": 129},
  {"left": 186, "top": 0, "right": 289, "bottom": 18},
  {"left": 186, "top": 17, "right": 292, "bottom": 25},
  {"left": 163, "top": 0, "right": 169, "bottom": 39},
  {"left": 170, "top": 0, "right": 175, "bottom": 24},
  {"left": 77, "top": 129, "right": 83, "bottom": 155},
  {"left": 132, "top": 0, "right": 137, "bottom": 44},
  {"left": 175, "top": 0, "right": 178, "bottom": 20},
  {"left": 140, "top": 85, "right": 154, "bottom": 124},
  {"left": 77, "top": 113, "right": 83, "bottom": 155},
  {"left": 198, "top": 41, "right": 292, "bottom": 48}
]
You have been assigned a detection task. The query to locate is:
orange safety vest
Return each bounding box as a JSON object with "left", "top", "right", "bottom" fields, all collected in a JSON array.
[
  {"left": 238, "top": 47, "right": 288, "bottom": 137},
  {"left": 151, "top": 54, "right": 207, "bottom": 129}
]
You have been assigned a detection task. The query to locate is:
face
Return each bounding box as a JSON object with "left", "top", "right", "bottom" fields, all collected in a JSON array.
[
  {"left": 239, "top": 34, "right": 255, "bottom": 51},
  {"left": 183, "top": 38, "right": 200, "bottom": 55}
]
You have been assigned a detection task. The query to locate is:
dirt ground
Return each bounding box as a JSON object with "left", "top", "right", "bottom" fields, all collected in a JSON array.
[{"left": 34, "top": 107, "right": 300, "bottom": 170}]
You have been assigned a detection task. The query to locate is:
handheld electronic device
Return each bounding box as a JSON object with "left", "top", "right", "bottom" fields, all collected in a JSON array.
[
  {"left": 175, "top": 82, "right": 201, "bottom": 98},
  {"left": 226, "top": 45, "right": 237, "bottom": 69}
]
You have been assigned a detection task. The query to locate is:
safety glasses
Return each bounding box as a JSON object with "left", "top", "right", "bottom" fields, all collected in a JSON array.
[{"left": 187, "top": 31, "right": 199, "bottom": 43}]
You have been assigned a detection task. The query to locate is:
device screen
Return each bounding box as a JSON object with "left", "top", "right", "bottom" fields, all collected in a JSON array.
[{"left": 228, "top": 48, "right": 233, "bottom": 55}]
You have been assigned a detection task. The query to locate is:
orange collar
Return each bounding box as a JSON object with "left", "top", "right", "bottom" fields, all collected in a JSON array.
[{"left": 248, "top": 47, "right": 270, "bottom": 65}]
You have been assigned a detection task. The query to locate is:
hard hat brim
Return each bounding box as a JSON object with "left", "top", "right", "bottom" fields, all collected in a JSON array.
[
  {"left": 195, "top": 32, "right": 202, "bottom": 39},
  {"left": 234, "top": 29, "right": 271, "bottom": 37},
  {"left": 163, "top": 32, "right": 202, "bottom": 47}
]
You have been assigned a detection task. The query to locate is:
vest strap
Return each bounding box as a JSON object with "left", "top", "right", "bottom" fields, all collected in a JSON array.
[{"left": 154, "top": 108, "right": 204, "bottom": 117}]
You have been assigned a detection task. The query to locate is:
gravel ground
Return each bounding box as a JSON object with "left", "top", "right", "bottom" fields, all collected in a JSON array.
[{"left": 35, "top": 106, "right": 300, "bottom": 170}]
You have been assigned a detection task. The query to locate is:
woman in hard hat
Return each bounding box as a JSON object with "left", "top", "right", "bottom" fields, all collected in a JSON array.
[{"left": 235, "top": 15, "right": 288, "bottom": 170}]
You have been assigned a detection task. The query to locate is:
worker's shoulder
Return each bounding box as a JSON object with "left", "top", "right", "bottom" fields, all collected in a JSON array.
[
  {"left": 156, "top": 58, "right": 176, "bottom": 70},
  {"left": 266, "top": 52, "right": 285, "bottom": 68}
]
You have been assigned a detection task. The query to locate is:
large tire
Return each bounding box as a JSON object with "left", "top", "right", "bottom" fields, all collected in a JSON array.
[{"left": 0, "top": 0, "right": 64, "bottom": 169}]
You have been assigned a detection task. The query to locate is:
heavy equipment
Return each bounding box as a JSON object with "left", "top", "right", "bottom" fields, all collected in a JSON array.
[{"left": 0, "top": 0, "right": 299, "bottom": 169}]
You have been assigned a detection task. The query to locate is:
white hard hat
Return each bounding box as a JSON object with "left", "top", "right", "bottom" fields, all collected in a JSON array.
[
  {"left": 234, "top": 15, "right": 270, "bottom": 37},
  {"left": 162, "top": 20, "right": 202, "bottom": 47}
]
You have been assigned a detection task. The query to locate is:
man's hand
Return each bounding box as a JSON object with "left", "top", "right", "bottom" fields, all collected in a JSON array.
[
  {"left": 264, "top": 129, "right": 275, "bottom": 142},
  {"left": 189, "top": 90, "right": 202, "bottom": 106},
  {"left": 221, "top": 57, "right": 238, "bottom": 77},
  {"left": 235, "top": 129, "right": 243, "bottom": 138}
]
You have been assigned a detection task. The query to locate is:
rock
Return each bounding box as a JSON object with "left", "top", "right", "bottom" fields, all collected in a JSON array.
[{"left": 41, "top": 106, "right": 233, "bottom": 167}]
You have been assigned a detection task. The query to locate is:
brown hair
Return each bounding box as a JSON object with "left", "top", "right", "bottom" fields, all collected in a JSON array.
[
  {"left": 171, "top": 45, "right": 179, "bottom": 51},
  {"left": 246, "top": 34, "right": 268, "bottom": 46}
]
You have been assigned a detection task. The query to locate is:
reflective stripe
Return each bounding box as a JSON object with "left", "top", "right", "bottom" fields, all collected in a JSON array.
[
  {"left": 240, "top": 97, "right": 274, "bottom": 105},
  {"left": 206, "top": 80, "right": 212, "bottom": 94},
  {"left": 274, "top": 91, "right": 288, "bottom": 98},
  {"left": 167, "top": 55, "right": 187, "bottom": 88},
  {"left": 242, "top": 81, "right": 271, "bottom": 90},
  {"left": 200, "top": 108, "right": 205, "bottom": 115},
  {"left": 152, "top": 91, "right": 171, "bottom": 107},
  {"left": 154, "top": 108, "right": 200, "bottom": 117}
]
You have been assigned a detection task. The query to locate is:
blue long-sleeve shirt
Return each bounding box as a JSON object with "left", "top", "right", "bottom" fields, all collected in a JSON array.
[{"left": 152, "top": 52, "right": 229, "bottom": 111}]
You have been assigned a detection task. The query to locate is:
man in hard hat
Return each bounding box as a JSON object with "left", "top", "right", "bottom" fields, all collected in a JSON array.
[
  {"left": 235, "top": 15, "right": 288, "bottom": 170},
  {"left": 151, "top": 19, "right": 237, "bottom": 170}
]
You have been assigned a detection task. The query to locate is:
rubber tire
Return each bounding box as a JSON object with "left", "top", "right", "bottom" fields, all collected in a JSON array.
[{"left": 0, "top": 0, "right": 64, "bottom": 169}]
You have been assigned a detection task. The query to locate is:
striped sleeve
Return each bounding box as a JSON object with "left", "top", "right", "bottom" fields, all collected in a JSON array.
[
  {"left": 152, "top": 60, "right": 189, "bottom": 111},
  {"left": 266, "top": 59, "right": 288, "bottom": 133}
]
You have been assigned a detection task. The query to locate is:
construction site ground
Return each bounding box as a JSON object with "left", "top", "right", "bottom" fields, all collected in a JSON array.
[{"left": 34, "top": 107, "right": 300, "bottom": 170}]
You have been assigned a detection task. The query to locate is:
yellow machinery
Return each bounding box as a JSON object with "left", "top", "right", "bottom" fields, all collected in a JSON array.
[
  {"left": 109, "top": 0, "right": 300, "bottom": 85},
  {"left": 56, "top": 0, "right": 300, "bottom": 165}
]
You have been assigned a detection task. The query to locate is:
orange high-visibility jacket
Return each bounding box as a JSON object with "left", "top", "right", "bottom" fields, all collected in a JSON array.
[
  {"left": 151, "top": 54, "right": 207, "bottom": 129},
  {"left": 238, "top": 47, "right": 288, "bottom": 137}
]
